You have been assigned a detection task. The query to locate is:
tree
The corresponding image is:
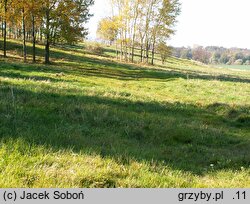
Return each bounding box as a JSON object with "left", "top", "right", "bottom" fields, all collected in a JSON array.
[
  {"left": 13, "top": 0, "right": 29, "bottom": 62},
  {"left": 150, "top": 0, "right": 180, "bottom": 65},
  {"left": 0, "top": 0, "right": 94, "bottom": 63},
  {"left": 157, "top": 41, "right": 171, "bottom": 64},
  {"left": 43, "top": 0, "right": 57, "bottom": 64},
  {"left": 245, "top": 60, "right": 250, "bottom": 65},
  {"left": 234, "top": 59, "right": 243, "bottom": 65},
  {"left": 43, "top": 0, "right": 94, "bottom": 64},
  {"left": 110, "top": 0, "right": 180, "bottom": 64},
  {"left": 192, "top": 46, "right": 211, "bottom": 64},
  {"left": 130, "top": 0, "right": 142, "bottom": 63},
  {"left": 219, "top": 53, "right": 230, "bottom": 64},
  {"left": 27, "top": 0, "right": 43, "bottom": 63},
  {"left": 210, "top": 52, "right": 221, "bottom": 64},
  {"left": 0, "top": 0, "right": 9, "bottom": 57},
  {"left": 180, "top": 48, "right": 192, "bottom": 59},
  {"left": 97, "top": 17, "right": 118, "bottom": 45},
  {"left": 52, "top": 0, "right": 94, "bottom": 45}
]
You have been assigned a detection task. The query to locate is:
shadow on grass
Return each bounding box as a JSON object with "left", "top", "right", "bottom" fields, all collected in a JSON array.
[
  {"left": 1, "top": 40, "right": 250, "bottom": 83},
  {"left": 0, "top": 62, "right": 87, "bottom": 84},
  {"left": 0, "top": 83, "right": 249, "bottom": 175}
]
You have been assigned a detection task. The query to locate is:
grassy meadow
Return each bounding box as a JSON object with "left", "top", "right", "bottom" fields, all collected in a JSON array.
[
  {"left": 0, "top": 40, "right": 249, "bottom": 187},
  {"left": 214, "top": 64, "right": 250, "bottom": 71}
]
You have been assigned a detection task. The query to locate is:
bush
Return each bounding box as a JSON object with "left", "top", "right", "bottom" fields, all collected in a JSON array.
[
  {"left": 234, "top": 59, "right": 243, "bottom": 65},
  {"left": 86, "top": 42, "right": 104, "bottom": 55},
  {"left": 244, "top": 60, "right": 250, "bottom": 65}
]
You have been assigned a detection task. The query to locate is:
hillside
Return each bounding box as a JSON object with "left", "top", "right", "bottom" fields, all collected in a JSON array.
[{"left": 0, "top": 40, "right": 249, "bottom": 187}]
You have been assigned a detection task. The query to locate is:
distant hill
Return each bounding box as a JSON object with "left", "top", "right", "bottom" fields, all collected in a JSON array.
[{"left": 172, "top": 46, "right": 250, "bottom": 65}]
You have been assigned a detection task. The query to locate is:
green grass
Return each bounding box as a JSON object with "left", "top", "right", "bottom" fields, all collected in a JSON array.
[
  {"left": 214, "top": 64, "right": 250, "bottom": 71},
  {"left": 0, "top": 40, "right": 249, "bottom": 187}
]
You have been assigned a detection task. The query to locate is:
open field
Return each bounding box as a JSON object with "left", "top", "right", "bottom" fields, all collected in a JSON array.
[
  {"left": 0, "top": 40, "right": 249, "bottom": 187},
  {"left": 214, "top": 64, "right": 250, "bottom": 71}
]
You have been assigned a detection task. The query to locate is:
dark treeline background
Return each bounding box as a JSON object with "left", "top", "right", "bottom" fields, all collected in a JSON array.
[{"left": 172, "top": 46, "right": 250, "bottom": 65}]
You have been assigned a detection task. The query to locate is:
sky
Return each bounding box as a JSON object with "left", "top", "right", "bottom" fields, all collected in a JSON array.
[{"left": 86, "top": 0, "right": 250, "bottom": 49}]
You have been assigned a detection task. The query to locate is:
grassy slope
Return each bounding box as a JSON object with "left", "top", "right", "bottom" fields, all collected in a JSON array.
[{"left": 0, "top": 40, "right": 249, "bottom": 187}]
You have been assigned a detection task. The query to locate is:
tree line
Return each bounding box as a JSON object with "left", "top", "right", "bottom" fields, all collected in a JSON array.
[
  {"left": 97, "top": 0, "right": 180, "bottom": 65},
  {"left": 173, "top": 46, "right": 250, "bottom": 65},
  {"left": 0, "top": 0, "right": 94, "bottom": 64}
]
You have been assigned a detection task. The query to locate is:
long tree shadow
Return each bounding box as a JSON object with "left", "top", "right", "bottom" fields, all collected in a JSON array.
[
  {"left": 1, "top": 55, "right": 250, "bottom": 85},
  {"left": 1, "top": 40, "right": 250, "bottom": 83},
  {"left": 48, "top": 45, "right": 250, "bottom": 83},
  {"left": 51, "top": 44, "right": 250, "bottom": 83},
  {"left": 0, "top": 62, "right": 90, "bottom": 84},
  {"left": 0, "top": 83, "right": 249, "bottom": 175}
]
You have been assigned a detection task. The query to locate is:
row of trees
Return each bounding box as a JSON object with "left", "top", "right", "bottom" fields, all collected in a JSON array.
[
  {"left": 97, "top": 0, "right": 180, "bottom": 65},
  {"left": 0, "top": 0, "right": 94, "bottom": 64},
  {"left": 173, "top": 46, "right": 250, "bottom": 65}
]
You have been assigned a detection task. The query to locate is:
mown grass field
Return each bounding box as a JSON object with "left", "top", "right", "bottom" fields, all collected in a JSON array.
[
  {"left": 215, "top": 64, "right": 250, "bottom": 71},
  {"left": 0, "top": 40, "right": 249, "bottom": 187}
]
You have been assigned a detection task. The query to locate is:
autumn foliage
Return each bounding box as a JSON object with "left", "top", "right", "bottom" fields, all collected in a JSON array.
[{"left": 0, "top": 0, "right": 94, "bottom": 63}]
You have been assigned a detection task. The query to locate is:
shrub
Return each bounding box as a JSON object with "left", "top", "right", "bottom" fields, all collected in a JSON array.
[
  {"left": 244, "top": 60, "right": 250, "bottom": 65},
  {"left": 234, "top": 59, "right": 243, "bottom": 65},
  {"left": 86, "top": 42, "right": 104, "bottom": 55}
]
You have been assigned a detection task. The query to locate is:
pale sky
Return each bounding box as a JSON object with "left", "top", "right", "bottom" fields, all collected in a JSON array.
[{"left": 86, "top": 0, "right": 250, "bottom": 49}]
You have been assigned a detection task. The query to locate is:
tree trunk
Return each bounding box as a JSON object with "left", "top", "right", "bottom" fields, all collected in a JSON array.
[
  {"left": 3, "top": 0, "right": 7, "bottom": 58},
  {"left": 140, "top": 44, "right": 143, "bottom": 63},
  {"left": 40, "top": 27, "right": 43, "bottom": 42},
  {"left": 131, "top": 45, "right": 135, "bottom": 63},
  {"left": 139, "top": 35, "right": 145, "bottom": 63},
  {"left": 45, "top": 8, "right": 50, "bottom": 64},
  {"left": 120, "top": 41, "right": 123, "bottom": 61},
  {"left": 32, "top": 14, "right": 36, "bottom": 63},
  {"left": 3, "top": 20, "right": 7, "bottom": 58},
  {"left": 22, "top": 7, "right": 27, "bottom": 62},
  {"left": 131, "top": 9, "right": 139, "bottom": 63},
  {"left": 146, "top": 41, "right": 149, "bottom": 63},
  {"left": 124, "top": 32, "right": 128, "bottom": 61},
  {"left": 115, "top": 40, "right": 118, "bottom": 60},
  {"left": 1, "top": 18, "right": 3, "bottom": 38},
  {"left": 151, "top": 40, "right": 156, "bottom": 65},
  {"left": 2, "top": 22, "right": 3, "bottom": 38},
  {"left": 151, "top": 46, "right": 155, "bottom": 65}
]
